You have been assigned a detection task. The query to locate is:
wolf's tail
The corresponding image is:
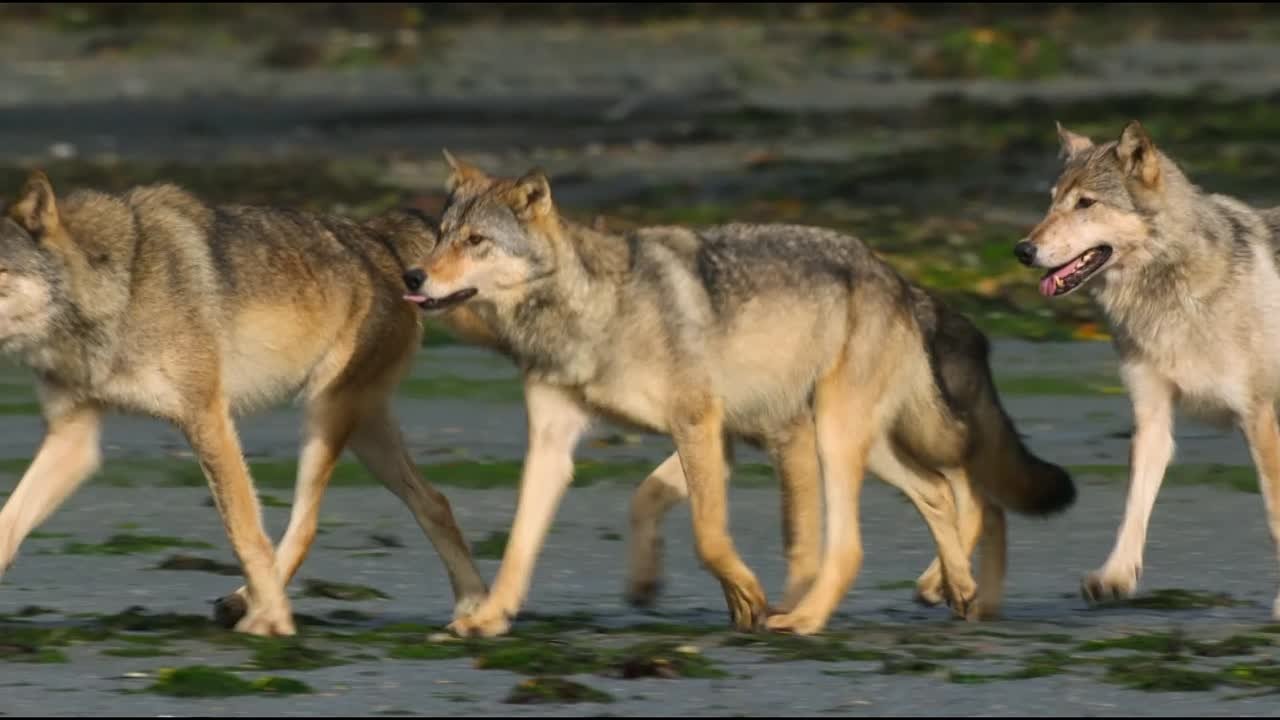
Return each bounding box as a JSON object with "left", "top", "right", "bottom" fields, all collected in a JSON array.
[
  {"left": 929, "top": 308, "right": 1076, "bottom": 516},
  {"left": 965, "top": 371, "right": 1076, "bottom": 516}
]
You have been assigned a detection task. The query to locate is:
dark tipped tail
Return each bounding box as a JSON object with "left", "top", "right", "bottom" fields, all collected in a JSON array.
[
  {"left": 918, "top": 295, "right": 1075, "bottom": 516},
  {"left": 966, "top": 377, "right": 1076, "bottom": 516}
]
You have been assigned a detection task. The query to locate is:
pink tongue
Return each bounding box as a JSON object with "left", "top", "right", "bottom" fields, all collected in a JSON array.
[
  {"left": 404, "top": 294, "right": 427, "bottom": 303},
  {"left": 1038, "top": 263, "right": 1078, "bottom": 298},
  {"left": 1039, "top": 276, "right": 1057, "bottom": 297}
]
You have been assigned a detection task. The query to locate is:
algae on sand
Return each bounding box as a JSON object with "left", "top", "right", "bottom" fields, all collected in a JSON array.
[{"left": 147, "top": 666, "right": 313, "bottom": 697}]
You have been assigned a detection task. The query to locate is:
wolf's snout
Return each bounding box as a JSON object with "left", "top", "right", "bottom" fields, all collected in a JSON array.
[
  {"left": 403, "top": 268, "right": 426, "bottom": 292},
  {"left": 1013, "top": 241, "right": 1037, "bottom": 266}
]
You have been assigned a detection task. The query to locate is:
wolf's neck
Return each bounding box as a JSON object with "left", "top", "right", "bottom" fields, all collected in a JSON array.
[
  {"left": 496, "top": 216, "right": 629, "bottom": 386},
  {"left": 1095, "top": 189, "right": 1247, "bottom": 340},
  {"left": 18, "top": 299, "right": 112, "bottom": 387}
]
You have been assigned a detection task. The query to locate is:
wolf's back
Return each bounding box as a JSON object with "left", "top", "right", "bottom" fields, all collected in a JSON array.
[{"left": 362, "top": 208, "right": 440, "bottom": 271}]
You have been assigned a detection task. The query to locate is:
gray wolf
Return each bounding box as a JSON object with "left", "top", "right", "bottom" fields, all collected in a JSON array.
[
  {"left": 1016, "top": 120, "right": 1280, "bottom": 618},
  {"left": 403, "top": 153, "right": 1075, "bottom": 637},
  {"left": 0, "top": 171, "right": 487, "bottom": 635}
]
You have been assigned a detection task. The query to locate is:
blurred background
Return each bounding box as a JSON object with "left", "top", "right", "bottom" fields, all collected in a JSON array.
[
  {"left": 7, "top": 8, "right": 1280, "bottom": 713},
  {"left": 4, "top": 3, "right": 1280, "bottom": 342}
]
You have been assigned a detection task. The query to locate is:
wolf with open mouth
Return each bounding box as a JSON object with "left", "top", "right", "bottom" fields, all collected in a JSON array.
[{"left": 1017, "top": 119, "right": 1280, "bottom": 620}]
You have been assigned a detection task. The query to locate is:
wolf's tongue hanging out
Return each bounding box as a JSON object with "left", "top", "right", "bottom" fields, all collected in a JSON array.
[{"left": 1039, "top": 265, "right": 1075, "bottom": 297}]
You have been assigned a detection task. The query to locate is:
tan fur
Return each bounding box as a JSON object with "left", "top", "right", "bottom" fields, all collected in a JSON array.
[
  {"left": 426, "top": 245, "right": 471, "bottom": 286},
  {"left": 409, "top": 157, "right": 1073, "bottom": 636},
  {"left": 1023, "top": 121, "right": 1280, "bottom": 616},
  {"left": 0, "top": 173, "right": 488, "bottom": 635}
]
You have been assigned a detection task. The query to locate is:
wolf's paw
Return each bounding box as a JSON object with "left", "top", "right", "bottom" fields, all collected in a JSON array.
[
  {"left": 625, "top": 578, "right": 663, "bottom": 609},
  {"left": 447, "top": 606, "right": 512, "bottom": 638},
  {"left": 452, "top": 593, "right": 487, "bottom": 621},
  {"left": 913, "top": 560, "right": 945, "bottom": 607},
  {"left": 723, "top": 579, "right": 769, "bottom": 632},
  {"left": 1081, "top": 564, "right": 1140, "bottom": 605},
  {"left": 945, "top": 580, "right": 980, "bottom": 622},
  {"left": 765, "top": 608, "right": 827, "bottom": 636},
  {"left": 212, "top": 590, "right": 249, "bottom": 629},
  {"left": 914, "top": 578, "right": 945, "bottom": 608},
  {"left": 234, "top": 606, "right": 296, "bottom": 637}
]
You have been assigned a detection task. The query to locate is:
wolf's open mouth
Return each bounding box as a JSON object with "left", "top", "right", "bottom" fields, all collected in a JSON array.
[
  {"left": 1039, "top": 246, "right": 1112, "bottom": 298},
  {"left": 403, "top": 288, "right": 478, "bottom": 311}
]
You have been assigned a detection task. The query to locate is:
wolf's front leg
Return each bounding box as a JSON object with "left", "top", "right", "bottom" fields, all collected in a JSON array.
[
  {"left": 671, "top": 395, "right": 768, "bottom": 631},
  {"left": 448, "top": 382, "right": 589, "bottom": 638},
  {"left": 0, "top": 405, "right": 101, "bottom": 577},
  {"left": 1082, "top": 365, "right": 1175, "bottom": 604},
  {"left": 1241, "top": 401, "right": 1280, "bottom": 620},
  {"left": 182, "top": 397, "right": 293, "bottom": 637}
]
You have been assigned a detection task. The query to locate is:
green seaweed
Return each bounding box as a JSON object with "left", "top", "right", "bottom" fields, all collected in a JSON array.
[
  {"left": 62, "top": 534, "right": 214, "bottom": 555},
  {"left": 147, "top": 666, "right": 312, "bottom": 697},
  {"left": 301, "top": 579, "right": 390, "bottom": 602},
  {"left": 505, "top": 677, "right": 614, "bottom": 705},
  {"left": 472, "top": 531, "right": 509, "bottom": 560}
]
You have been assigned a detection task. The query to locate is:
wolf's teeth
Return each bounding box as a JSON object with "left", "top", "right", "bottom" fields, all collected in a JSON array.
[{"left": 1055, "top": 276, "right": 1064, "bottom": 290}]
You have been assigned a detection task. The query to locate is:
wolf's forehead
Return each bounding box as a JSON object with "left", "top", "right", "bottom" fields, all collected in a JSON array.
[
  {"left": 440, "top": 192, "right": 483, "bottom": 231},
  {"left": 441, "top": 193, "right": 518, "bottom": 234},
  {"left": 1055, "top": 143, "right": 1124, "bottom": 197}
]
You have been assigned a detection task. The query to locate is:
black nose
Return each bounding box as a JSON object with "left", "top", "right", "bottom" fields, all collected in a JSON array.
[
  {"left": 1013, "top": 241, "right": 1037, "bottom": 266},
  {"left": 403, "top": 268, "right": 426, "bottom": 292}
]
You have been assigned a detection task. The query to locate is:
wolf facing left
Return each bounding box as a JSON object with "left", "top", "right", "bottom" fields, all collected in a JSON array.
[
  {"left": 0, "top": 171, "right": 487, "bottom": 636},
  {"left": 1017, "top": 120, "right": 1280, "bottom": 618},
  {"left": 404, "top": 153, "right": 1076, "bottom": 638}
]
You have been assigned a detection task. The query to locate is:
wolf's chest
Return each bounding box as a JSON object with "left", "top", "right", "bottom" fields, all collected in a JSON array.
[
  {"left": 1126, "top": 325, "right": 1254, "bottom": 422},
  {"left": 576, "top": 370, "right": 674, "bottom": 434}
]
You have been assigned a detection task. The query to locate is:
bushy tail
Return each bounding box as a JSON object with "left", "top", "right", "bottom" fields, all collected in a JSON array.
[
  {"left": 928, "top": 306, "right": 1076, "bottom": 517},
  {"left": 965, "top": 371, "right": 1076, "bottom": 516}
]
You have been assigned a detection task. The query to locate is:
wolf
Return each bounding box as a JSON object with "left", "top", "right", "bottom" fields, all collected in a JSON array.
[
  {"left": 0, "top": 171, "right": 488, "bottom": 636},
  {"left": 402, "top": 153, "right": 1075, "bottom": 637},
  {"left": 1016, "top": 120, "right": 1280, "bottom": 618}
]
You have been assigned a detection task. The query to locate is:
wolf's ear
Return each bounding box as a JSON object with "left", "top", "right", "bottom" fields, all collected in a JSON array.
[
  {"left": 1056, "top": 121, "right": 1094, "bottom": 159},
  {"left": 509, "top": 169, "right": 552, "bottom": 220},
  {"left": 8, "top": 170, "right": 60, "bottom": 237},
  {"left": 1115, "top": 120, "right": 1160, "bottom": 187},
  {"left": 442, "top": 149, "right": 490, "bottom": 193}
]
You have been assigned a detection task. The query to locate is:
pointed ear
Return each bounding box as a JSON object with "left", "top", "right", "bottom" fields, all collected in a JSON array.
[
  {"left": 1115, "top": 120, "right": 1160, "bottom": 187},
  {"left": 508, "top": 169, "right": 552, "bottom": 219},
  {"left": 1056, "top": 121, "right": 1094, "bottom": 159},
  {"left": 8, "top": 170, "right": 60, "bottom": 237},
  {"left": 441, "top": 149, "right": 490, "bottom": 193}
]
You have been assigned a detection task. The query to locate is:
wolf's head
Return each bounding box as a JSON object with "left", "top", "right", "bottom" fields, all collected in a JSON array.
[
  {"left": 0, "top": 171, "right": 71, "bottom": 353},
  {"left": 402, "top": 151, "right": 559, "bottom": 314},
  {"left": 1016, "top": 120, "right": 1180, "bottom": 298}
]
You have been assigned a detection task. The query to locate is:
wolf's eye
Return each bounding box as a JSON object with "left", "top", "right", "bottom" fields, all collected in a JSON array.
[
  {"left": 1076, "top": 197, "right": 1096, "bottom": 210},
  {"left": 466, "top": 233, "right": 487, "bottom": 247}
]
